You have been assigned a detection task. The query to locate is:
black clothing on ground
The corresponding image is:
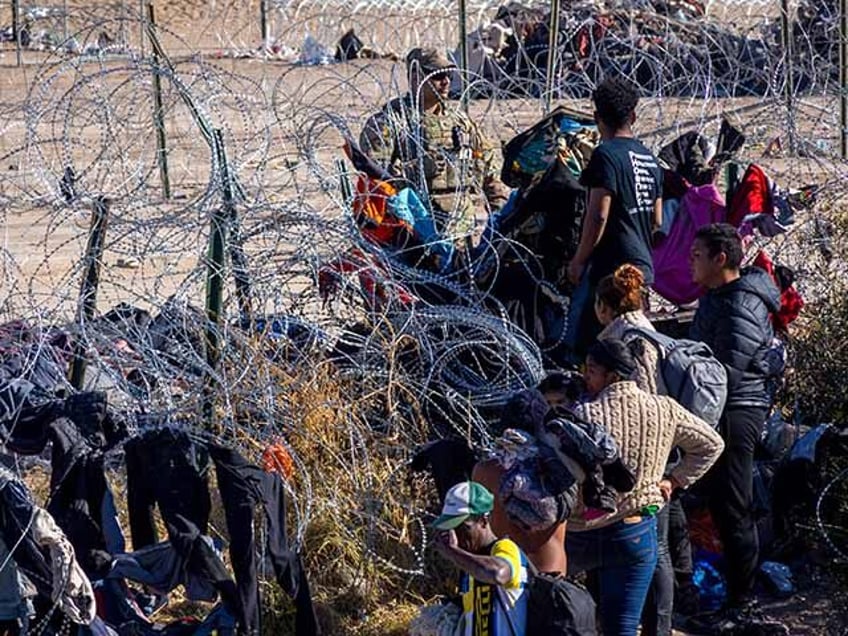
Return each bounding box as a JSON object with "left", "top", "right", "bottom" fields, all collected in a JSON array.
[
  {"left": 209, "top": 445, "right": 320, "bottom": 636},
  {"left": 125, "top": 429, "right": 211, "bottom": 550},
  {"left": 1, "top": 390, "right": 124, "bottom": 576},
  {"left": 579, "top": 137, "right": 663, "bottom": 285},
  {"left": 690, "top": 267, "right": 781, "bottom": 409},
  {"left": 706, "top": 405, "right": 769, "bottom": 607},
  {"left": 0, "top": 473, "right": 55, "bottom": 602},
  {"left": 168, "top": 514, "right": 243, "bottom": 625},
  {"left": 109, "top": 538, "right": 221, "bottom": 603}
]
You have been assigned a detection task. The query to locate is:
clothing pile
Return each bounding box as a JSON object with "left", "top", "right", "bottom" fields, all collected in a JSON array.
[
  {"left": 650, "top": 120, "right": 810, "bottom": 324},
  {"left": 0, "top": 352, "right": 320, "bottom": 636},
  {"left": 492, "top": 389, "right": 636, "bottom": 529},
  {"left": 459, "top": 1, "right": 833, "bottom": 98}
]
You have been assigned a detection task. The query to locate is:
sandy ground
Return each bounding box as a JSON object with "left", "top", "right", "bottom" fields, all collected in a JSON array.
[{"left": 1, "top": 1, "right": 848, "bottom": 633}]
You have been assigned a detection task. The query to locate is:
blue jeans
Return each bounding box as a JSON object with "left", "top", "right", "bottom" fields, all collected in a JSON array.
[
  {"left": 567, "top": 517, "right": 659, "bottom": 636},
  {"left": 642, "top": 506, "right": 673, "bottom": 636},
  {"left": 564, "top": 269, "right": 592, "bottom": 363}
]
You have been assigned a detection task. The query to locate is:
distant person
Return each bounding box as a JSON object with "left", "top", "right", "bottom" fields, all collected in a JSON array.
[
  {"left": 689, "top": 223, "right": 781, "bottom": 625},
  {"left": 360, "top": 48, "right": 509, "bottom": 247},
  {"left": 566, "top": 339, "right": 724, "bottom": 636},
  {"left": 565, "top": 76, "right": 663, "bottom": 360},
  {"left": 433, "top": 481, "right": 529, "bottom": 636}
]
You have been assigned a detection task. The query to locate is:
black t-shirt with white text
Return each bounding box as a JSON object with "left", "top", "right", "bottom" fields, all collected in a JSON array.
[{"left": 579, "top": 137, "right": 663, "bottom": 285}]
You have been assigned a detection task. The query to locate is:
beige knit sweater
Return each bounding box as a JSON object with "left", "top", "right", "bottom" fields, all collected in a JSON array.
[
  {"left": 568, "top": 381, "right": 725, "bottom": 532},
  {"left": 598, "top": 311, "right": 659, "bottom": 395}
]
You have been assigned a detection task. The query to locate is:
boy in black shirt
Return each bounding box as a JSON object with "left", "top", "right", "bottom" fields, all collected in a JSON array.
[{"left": 565, "top": 76, "right": 663, "bottom": 360}]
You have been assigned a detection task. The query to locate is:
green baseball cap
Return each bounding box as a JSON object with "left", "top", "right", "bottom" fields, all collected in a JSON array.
[{"left": 433, "top": 481, "right": 494, "bottom": 530}]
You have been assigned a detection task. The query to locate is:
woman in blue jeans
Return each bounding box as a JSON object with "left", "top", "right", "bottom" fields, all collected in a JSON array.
[{"left": 565, "top": 340, "right": 724, "bottom": 635}]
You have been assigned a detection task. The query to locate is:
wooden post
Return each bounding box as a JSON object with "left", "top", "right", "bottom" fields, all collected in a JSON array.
[
  {"left": 148, "top": 2, "right": 171, "bottom": 199},
  {"left": 12, "top": 0, "right": 22, "bottom": 67},
  {"left": 545, "top": 0, "right": 561, "bottom": 113},
  {"left": 841, "top": 0, "right": 848, "bottom": 158},
  {"left": 458, "top": 0, "right": 469, "bottom": 112},
  {"left": 69, "top": 197, "right": 110, "bottom": 389},
  {"left": 780, "top": 0, "right": 796, "bottom": 156}
]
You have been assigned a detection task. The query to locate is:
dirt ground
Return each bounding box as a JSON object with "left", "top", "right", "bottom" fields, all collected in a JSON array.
[{"left": 2, "top": 1, "right": 848, "bottom": 633}]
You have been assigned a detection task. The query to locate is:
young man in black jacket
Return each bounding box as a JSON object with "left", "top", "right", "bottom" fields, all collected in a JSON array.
[{"left": 689, "top": 223, "right": 781, "bottom": 625}]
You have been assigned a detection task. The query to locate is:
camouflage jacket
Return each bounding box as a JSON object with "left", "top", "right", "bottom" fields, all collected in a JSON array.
[{"left": 359, "top": 95, "right": 510, "bottom": 242}]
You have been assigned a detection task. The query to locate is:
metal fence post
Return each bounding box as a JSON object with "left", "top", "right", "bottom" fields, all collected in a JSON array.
[
  {"left": 545, "top": 0, "right": 561, "bottom": 113},
  {"left": 260, "top": 0, "right": 269, "bottom": 48},
  {"left": 148, "top": 1, "right": 171, "bottom": 199},
  {"left": 12, "top": 0, "right": 22, "bottom": 67},
  {"left": 780, "top": 0, "right": 797, "bottom": 156},
  {"left": 458, "top": 0, "right": 469, "bottom": 112},
  {"left": 70, "top": 197, "right": 110, "bottom": 389},
  {"left": 203, "top": 134, "right": 228, "bottom": 426}
]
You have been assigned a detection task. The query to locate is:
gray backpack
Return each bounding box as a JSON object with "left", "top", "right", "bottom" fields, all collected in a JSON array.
[{"left": 624, "top": 327, "right": 727, "bottom": 428}]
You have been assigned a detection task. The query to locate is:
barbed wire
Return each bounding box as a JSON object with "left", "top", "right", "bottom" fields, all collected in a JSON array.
[{"left": 2, "top": 0, "right": 848, "bottom": 630}]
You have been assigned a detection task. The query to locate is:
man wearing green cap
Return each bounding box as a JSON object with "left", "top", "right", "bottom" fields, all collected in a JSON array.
[
  {"left": 359, "top": 47, "right": 510, "bottom": 249},
  {"left": 433, "top": 481, "right": 528, "bottom": 636}
]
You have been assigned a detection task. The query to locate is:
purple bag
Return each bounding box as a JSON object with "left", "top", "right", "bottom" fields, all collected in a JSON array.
[{"left": 651, "top": 184, "right": 727, "bottom": 306}]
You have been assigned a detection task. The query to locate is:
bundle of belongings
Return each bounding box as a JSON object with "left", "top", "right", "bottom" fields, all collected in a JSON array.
[
  {"left": 491, "top": 388, "right": 636, "bottom": 530},
  {"left": 342, "top": 137, "right": 456, "bottom": 274},
  {"left": 334, "top": 28, "right": 398, "bottom": 62},
  {"left": 0, "top": 464, "right": 97, "bottom": 634},
  {"left": 650, "top": 117, "right": 813, "bottom": 324},
  {"left": 0, "top": 324, "right": 320, "bottom": 636},
  {"left": 461, "top": 0, "right": 827, "bottom": 99},
  {"left": 482, "top": 105, "right": 597, "bottom": 290}
]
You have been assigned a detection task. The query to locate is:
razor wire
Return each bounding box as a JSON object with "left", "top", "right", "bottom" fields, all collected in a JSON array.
[{"left": 2, "top": 0, "right": 848, "bottom": 630}]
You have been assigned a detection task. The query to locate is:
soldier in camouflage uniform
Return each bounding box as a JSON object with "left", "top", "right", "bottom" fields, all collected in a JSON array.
[{"left": 360, "top": 48, "right": 510, "bottom": 248}]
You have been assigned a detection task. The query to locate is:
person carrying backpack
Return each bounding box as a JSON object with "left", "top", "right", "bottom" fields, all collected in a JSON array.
[
  {"left": 433, "top": 481, "right": 529, "bottom": 636},
  {"left": 595, "top": 264, "right": 702, "bottom": 634},
  {"left": 566, "top": 339, "right": 724, "bottom": 636},
  {"left": 688, "top": 223, "right": 782, "bottom": 629}
]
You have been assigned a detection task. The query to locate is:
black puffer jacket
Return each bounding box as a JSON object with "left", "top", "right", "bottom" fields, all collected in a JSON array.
[{"left": 691, "top": 267, "right": 781, "bottom": 408}]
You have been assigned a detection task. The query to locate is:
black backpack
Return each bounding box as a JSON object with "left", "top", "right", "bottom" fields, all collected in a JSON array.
[
  {"left": 496, "top": 560, "right": 597, "bottom": 635},
  {"left": 500, "top": 105, "right": 595, "bottom": 189}
]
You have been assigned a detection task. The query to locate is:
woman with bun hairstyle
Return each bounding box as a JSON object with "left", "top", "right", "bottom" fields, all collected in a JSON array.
[
  {"left": 595, "top": 264, "right": 689, "bottom": 636},
  {"left": 594, "top": 264, "right": 659, "bottom": 395}
]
